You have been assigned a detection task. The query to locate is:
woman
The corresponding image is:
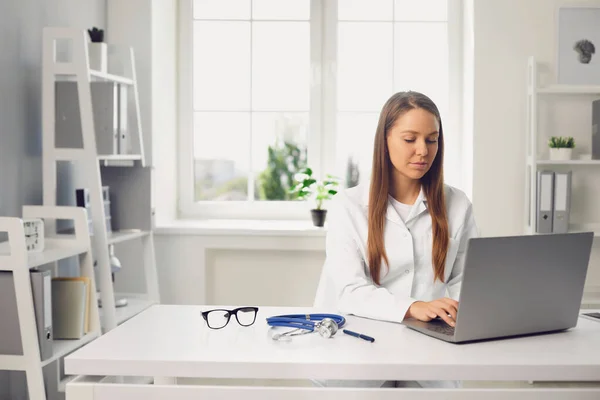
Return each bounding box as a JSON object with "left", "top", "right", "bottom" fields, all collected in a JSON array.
[{"left": 313, "top": 91, "right": 478, "bottom": 388}]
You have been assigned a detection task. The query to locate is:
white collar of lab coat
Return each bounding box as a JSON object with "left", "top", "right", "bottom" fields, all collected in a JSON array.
[{"left": 359, "top": 182, "right": 428, "bottom": 225}]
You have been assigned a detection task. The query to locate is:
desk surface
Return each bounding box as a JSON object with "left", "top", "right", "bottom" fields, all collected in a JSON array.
[{"left": 65, "top": 305, "right": 600, "bottom": 381}]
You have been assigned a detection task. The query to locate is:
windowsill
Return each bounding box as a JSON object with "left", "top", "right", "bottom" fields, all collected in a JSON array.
[{"left": 155, "top": 219, "right": 328, "bottom": 237}]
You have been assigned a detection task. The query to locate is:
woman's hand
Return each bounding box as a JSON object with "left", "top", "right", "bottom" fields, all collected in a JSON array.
[{"left": 405, "top": 298, "right": 459, "bottom": 327}]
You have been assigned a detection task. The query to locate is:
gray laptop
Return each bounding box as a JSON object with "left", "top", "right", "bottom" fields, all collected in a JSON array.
[{"left": 402, "top": 232, "right": 594, "bottom": 343}]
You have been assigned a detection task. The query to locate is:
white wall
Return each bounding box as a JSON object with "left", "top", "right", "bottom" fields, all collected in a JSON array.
[
  {"left": 0, "top": 1, "right": 105, "bottom": 398},
  {"left": 0, "top": 0, "right": 105, "bottom": 218},
  {"left": 153, "top": 0, "right": 600, "bottom": 306},
  {"left": 470, "top": 0, "right": 600, "bottom": 290}
]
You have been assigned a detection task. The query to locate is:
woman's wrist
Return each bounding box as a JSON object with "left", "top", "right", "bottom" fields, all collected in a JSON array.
[{"left": 405, "top": 301, "right": 419, "bottom": 319}]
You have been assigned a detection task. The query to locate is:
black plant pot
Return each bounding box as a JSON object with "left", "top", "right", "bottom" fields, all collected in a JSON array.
[{"left": 311, "top": 209, "right": 327, "bottom": 227}]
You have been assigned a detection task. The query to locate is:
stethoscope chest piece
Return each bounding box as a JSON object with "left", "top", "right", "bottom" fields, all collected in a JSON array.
[{"left": 316, "top": 318, "right": 338, "bottom": 338}]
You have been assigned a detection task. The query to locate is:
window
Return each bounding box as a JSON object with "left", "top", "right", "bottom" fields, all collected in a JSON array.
[{"left": 179, "top": 0, "right": 462, "bottom": 219}]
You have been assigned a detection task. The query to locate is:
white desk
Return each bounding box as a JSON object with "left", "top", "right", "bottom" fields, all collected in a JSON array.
[{"left": 65, "top": 305, "right": 600, "bottom": 400}]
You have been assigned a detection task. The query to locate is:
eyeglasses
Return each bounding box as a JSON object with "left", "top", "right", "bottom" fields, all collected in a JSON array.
[{"left": 201, "top": 307, "right": 259, "bottom": 329}]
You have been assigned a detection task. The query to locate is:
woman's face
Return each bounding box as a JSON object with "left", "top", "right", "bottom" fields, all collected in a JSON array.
[{"left": 386, "top": 108, "right": 439, "bottom": 182}]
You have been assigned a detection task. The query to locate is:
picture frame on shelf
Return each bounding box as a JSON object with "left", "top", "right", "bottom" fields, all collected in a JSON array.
[{"left": 556, "top": 6, "right": 600, "bottom": 85}]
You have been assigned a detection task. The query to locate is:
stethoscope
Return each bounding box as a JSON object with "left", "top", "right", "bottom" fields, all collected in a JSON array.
[{"left": 266, "top": 314, "right": 346, "bottom": 341}]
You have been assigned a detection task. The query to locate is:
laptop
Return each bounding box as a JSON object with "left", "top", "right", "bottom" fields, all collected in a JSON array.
[{"left": 402, "top": 232, "right": 594, "bottom": 343}]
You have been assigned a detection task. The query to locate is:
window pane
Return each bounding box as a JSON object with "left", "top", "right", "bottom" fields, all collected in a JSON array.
[
  {"left": 394, "top": 22, "right": 448, "bottom": 117},
  {"left": 252, "top": 22, "right": 310, "bottom": 111},
  {"left": 252, "top": 113, "right": 308, "bottom": 200},
  {"left": 338, "top": 23, "right": 393, "bottom": 112},
  {"left": 193, "top": 0, "right": 250, "bottom": 20},
  {"left": 194, "top": 112, "right": 250, "bottom": 201},
  {"left": 252, "top": 0, "right": 310, "bottom": 20},
  {"left": 335, "top": 112, "right": 380, "bottom": 188},
  {"left": 194, "top": 22, "right": 250, "bottom": 110},
  {"left": 338, "top": 0, "right": 393, "bottom": 21},
  {"left": 394, "top": 0, "right": 447, "bottom": 21}
]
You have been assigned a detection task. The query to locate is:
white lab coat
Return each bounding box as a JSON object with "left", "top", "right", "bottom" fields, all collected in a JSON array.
[{"left": 314, "top": 181, "right": 479, "bottom": 323}]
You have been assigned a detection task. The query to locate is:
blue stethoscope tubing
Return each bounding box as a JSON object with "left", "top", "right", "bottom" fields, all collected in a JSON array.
[{"left": 266, "top": 313, "right": 346, "bottom": 332}]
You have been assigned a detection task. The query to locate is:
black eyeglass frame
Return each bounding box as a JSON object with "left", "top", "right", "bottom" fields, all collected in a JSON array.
[{"left": 201, "top": 306, "right": 259, "bottom": 329}]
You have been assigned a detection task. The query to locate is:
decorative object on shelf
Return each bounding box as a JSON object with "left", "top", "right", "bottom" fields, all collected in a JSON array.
[
  {"left": 23, "top": 218, "right": 45, "bottom": 252},
  {"left": 593, "top": 99, "right": 600, "bottom": 160},
  {"left": 289, "top": 167, "right": 340, "bottom": 227},
  {"left": 98, "top": 245, "right": 128, "bottom": 308},
  {"left": 548, "top": 136, "right": 575, "bottom": 161},
  {"left": 87, "top": 27, "right": 107, "bottom": 73},
  {"left": 102, "top": 186, "right": 113, "bottom": 232},
  {"left": 76, "top": 186, "right": 112, "bottom": 234},
  {"left": 87, "top": 27, "right": 104, "bottom": 42},
  {"left": 557, "top": 7, "right": 600, "bottom": 85}
]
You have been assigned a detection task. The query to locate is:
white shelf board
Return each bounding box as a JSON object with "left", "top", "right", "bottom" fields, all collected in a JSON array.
[
  {"left": 537, "top": 85, "right": 600, "bottom": 94},
  {"left": 98, "top": 154, "right": 142, "bottom": 162},
  {"left": 89, "top": 70, "right": 134, "bottom": 85},
  {"left": 107, "top": 230, "right": 150, "bottom": 245},
  {"left": 99, "top": 294, "right": 155, "bottom": 327},
  {"left": 98, "top": 154, "right": 143, "bottom": 167},
  {"left": 524, "top": 227, "right": 599, "bottom": 237},
  {"left": 0, "top": 237, "right": 89, "bottom": 270},
  {"left": 537, "top": 160, "right": 600, "bottom": 165},
  {"left": 57, "top": 374, "right": 153, "bottom": 392},
  {"left": 42, "top": 331, "right": 100, "bottom": 368}
]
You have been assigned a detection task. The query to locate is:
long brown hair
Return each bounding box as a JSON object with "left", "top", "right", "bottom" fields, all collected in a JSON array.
[{"left": 367, "top": 91, "right": 449, "bottom": 285}]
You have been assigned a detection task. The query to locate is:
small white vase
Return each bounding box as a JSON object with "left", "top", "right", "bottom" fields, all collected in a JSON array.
[
  {"left": 88, "top": 42, "right": 108, "bottom": 72},
  {"left": 549, "top": 148, "right": 572, "bottom": 161}
]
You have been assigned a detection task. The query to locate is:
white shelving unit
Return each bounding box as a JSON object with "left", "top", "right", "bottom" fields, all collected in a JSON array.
[
  {"left": 0, "top": 206, "right": 101, "bottom": 400},
  {"left": 41, "top": 27, "right": 160, "bottom": 333},
  {"left": 525, "top": 56, "right": 600, "bottom": 238}
]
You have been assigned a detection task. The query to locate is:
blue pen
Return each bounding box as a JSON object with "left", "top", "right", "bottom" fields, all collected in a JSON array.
[{"left": 343, "top": 329, "right": 375, "bottom": 343}]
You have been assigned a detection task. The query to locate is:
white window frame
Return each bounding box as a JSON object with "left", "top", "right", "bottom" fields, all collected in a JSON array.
[{"left": 178, "top": 0, "right": 463, "bottom": 220}]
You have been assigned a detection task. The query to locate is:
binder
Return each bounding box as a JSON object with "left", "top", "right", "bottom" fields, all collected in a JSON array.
[
  {"left": 552, "top": 171, "right": 572, "bottom": 233},
  {"left": 0, "top": 271, "right": 53, "bottom": 360},
  {"left": 51, "top": 280, "right": 87, "bottom": 339},
  {"left": 0, "top": 272, "right": 23, "bottom": 355},
  {"left": 117, "top": 83, "right": 130, "bottom": 154},
  {"left": 30, "top": 270, "right": 54, "bottom": 360},
  {"left": 55, "top": 81, "right": 120, "bottom": 155},
  {"left": 592, "top": 99, "right": 600, "bottom": 160},
  {"left": 536, "top": 170, "right": 554, "bottom": 234}
]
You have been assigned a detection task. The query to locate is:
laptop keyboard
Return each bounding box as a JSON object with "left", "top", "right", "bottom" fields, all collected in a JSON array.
[{"left": 427, "top": 321, "right": 455, "bottom": 336}]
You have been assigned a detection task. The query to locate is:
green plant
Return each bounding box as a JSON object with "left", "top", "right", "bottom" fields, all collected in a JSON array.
[
  {"left": 548, "top": 136, "right": 575, "bottom": 149},
  {"left": 290, "top": 167, "right": 340, "bottom": 210},
  {"left": 257, "top": 141, "right": 306, "bottom": 200}
]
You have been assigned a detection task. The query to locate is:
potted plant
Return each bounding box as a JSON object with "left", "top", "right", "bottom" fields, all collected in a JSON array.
[
  {"left": 87, "top": 27, "right": 107, "bottom": 72},
  {"left": 548, "top": 136, "right": 575, "bottom": 161},
  {"left": 290, "top": 168, "right": 340, "bottom": 227}
]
